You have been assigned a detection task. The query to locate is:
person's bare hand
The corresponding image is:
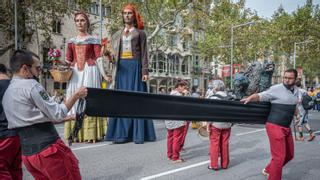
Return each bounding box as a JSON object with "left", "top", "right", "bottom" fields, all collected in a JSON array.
[
  {"left": 142, "top": 75, "right": 149, "bottom": 82},
  {"left": 182, "top": 89, "right": 189, "bottom": 94},
  {"left": 206, "top": 124, "right": 211, "bottom": 133},
  {"left": 64, "top": 114, "right": 76, "bottom": 121},
  {"left": 75, "top": 86, "right": 88, "bottom": 99},
  {"left": 240, "top": 97, "right": 250, "bottom": 104}
]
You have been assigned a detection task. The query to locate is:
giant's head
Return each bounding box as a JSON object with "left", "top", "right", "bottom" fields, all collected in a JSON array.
[
  {"left": 122, "top": 4, "right": 144, "bottom": 29},
  {"left": 74, "top": 11, "right": 90, "bottom": 33}
]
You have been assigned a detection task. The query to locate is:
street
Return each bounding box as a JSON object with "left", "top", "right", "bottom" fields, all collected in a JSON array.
[{"left": 23, "top": 111, "right": 320, "bottom": 180}]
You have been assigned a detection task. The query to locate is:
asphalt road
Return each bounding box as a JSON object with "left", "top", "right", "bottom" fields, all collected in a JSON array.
[{"left": 23, "top": 111, "right": 320, "bottom": 180}]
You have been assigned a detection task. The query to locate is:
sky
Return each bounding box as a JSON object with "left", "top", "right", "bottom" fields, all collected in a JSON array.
[{"left": 243, "top": 0, "right": 320, "bottom": 19}]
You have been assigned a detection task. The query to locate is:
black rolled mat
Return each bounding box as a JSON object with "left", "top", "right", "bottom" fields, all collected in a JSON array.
[{"left": 85, "top": 88, "right": 271, "bottom": 124}]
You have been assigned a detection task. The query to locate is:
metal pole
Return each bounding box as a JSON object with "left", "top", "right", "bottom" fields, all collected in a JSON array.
[
  {"left": 14, "top": 0, "right": 18, "bottom": 50},
  {"left": 293, "top": 42, "right": 297, "bottom": 69},
  {"left": 293, "top": 40, "right": 312, "bottom": 69},
  {"left": 230, "top": 26, "right": 234, "bottom": 89},
  {"left": 99, "top": 0, "right": 102, "bottom": 42}
]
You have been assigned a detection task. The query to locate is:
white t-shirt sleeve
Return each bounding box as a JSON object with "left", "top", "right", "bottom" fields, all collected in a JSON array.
[{"left": 30, "top": 83, "right": 68, "bottom": 122}]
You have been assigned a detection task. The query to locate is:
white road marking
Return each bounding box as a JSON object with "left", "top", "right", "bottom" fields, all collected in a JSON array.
[
  {"left": 236, "top": 128, "right": 266, "bottom": 136},
  {"left": 69, "top": 128, "right": 267, "bottom": 153},
  {"left": 140, "top": 160, "right": 210, "bottom": 180},
  {"left": 140, "top": 128, "right": 267, "bottom": 180},
  {"left": 71, "top": 143, "right": 109, "bottom": 151},
  {"left": 313, "top": 130, "right": 320, "bottom": 134}
]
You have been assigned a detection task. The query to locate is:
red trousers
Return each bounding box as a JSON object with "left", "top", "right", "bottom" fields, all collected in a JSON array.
[
  {"left": 209, "top": 126, "right": 231, "bottom": 169},
  {"left": 181, "top": 121, "right": 190, "bottom": 149},
  {"left": 167, "top": 126, "right": 184, "bottom": 160},
  {"left": 22, "top": 138, "right": 81, "bottom": 180},
  {"left": 0, "top": 136, "right": 22, "bottom": 180},
  {"left": 265, "top": 122, "right": 294, "bottom": 180}
]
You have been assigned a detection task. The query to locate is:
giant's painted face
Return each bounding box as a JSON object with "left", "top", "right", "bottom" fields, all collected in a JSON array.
[
  {"left": 123, "top": 9, "right": 135, "bottom": 25},
  {"left": 75, "top": 14, "right": 88, "bottom": 33}
]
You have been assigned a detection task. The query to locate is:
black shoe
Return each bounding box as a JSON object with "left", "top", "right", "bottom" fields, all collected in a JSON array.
[{"left": 207, "top": 166, "right": 218, "bottom": 171}]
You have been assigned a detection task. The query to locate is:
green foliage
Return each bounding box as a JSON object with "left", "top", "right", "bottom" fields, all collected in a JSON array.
[
  {"left": 0, "top": 0, "right": 319, "bottom": 79},
  {"left": 0, "top": 0, "right": 91, "bottom": 49},
  {"left": 199, "top": 0, "right": 320, "bottom": 79}
]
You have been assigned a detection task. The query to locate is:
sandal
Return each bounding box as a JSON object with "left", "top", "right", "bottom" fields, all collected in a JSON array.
[{"left": 172, "top": 159, "right": 184, "bottom": 163}]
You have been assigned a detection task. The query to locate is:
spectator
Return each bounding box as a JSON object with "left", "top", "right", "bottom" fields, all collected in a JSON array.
[
  {"left": 159, "top": 87, "right": 166, "bottom": 94},
  {"left": 295, "top": 81, "right": 315, "bottom": 141},
  {"left": 206, "top": 80, "right": 232, "bottom": 170},
  {"left": 165, "top": 80, "right": 188, "bottom": 163},
  {"left": 3, "top": 50, "right": 87, "bottom": 179},
  {"left": 0, "top": 63, "right": 22, "bottom": 180}
]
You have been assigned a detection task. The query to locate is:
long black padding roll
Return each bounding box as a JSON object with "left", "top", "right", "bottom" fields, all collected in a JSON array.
[{"left": 85, "top": 88, "right": 271, "bottom": 124}]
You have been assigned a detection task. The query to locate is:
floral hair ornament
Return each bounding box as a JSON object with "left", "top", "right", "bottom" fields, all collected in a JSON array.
[{"left": 101, "top": 38, "right": 108, "bottom": 46}]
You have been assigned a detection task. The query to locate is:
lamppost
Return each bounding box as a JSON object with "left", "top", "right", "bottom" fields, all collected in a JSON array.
[
  {"left": 293, "top": 40, "right": 313, "bottom": 69},
  {"left": 230, "top": 21, "right": 256, "bottom": 89},
  {"left": 14, "top": 0, "right": 18, "bottom": 50},
  {"left": 99, "top": 0, "right": 103, "bottom": 42}
]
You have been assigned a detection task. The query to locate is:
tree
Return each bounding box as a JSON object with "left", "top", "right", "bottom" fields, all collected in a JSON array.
[
  {"left": 199, "top": 0, "right": 260, "bottom": 65},
  {"left": 0, "top": 0, "right": 91, "bottom": 55},
  {"left": 199, "top": 0, "right": 320, "bottom": 81},
  {"left": 290, "top": 2, "right": 320, "bottom": 79}
]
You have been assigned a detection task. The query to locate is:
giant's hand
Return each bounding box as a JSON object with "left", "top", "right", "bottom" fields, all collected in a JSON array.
[{"left": 142, "top": 75, "right": 149, "bottom": 82}]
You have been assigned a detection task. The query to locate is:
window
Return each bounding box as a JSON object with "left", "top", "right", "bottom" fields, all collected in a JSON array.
[
  {"left": 89, "top": 3, "right": 101, "bottom": 15},
  {"left": 168, "top": 35, "right": 177, "bottom": 47},
  {"left": 158, "top": 53, "right": 166, "bottom": 73},
  {"left": 176, "top": 15, "right": 183, "bottom": 27},
  {"left": 182, "top": 40, "right": 191, "bottom": 51},
  {"left": 101, "top": 6, "right": 111, "bottom": 16},
  {"left": 52, "top": 20, "right": 61, "bottom": 34},
  {"left": 151, "top": 54, "right": 157, "bottom": 73},
  {"left": 96, "top": 4, "right": 99, "bottom": 14},
  {"left": 90, "top": 3, "right": 96, "bottom": 14},
  {"left": 174, "top": 55, "right": 179, "bottom": 75},
  {"left": 68, "top": 0, "right": 76, "bottom": 10},
  {"left": 168, "top": 55, "right": 174, "bottom": 74},
  {"left": 193, "top": 55, "right": 200, "bottom": 74},
  {"left": 182, "top": 56, "right": 189, "bottom": 75},
  {"left": 194, "top": 55, "right": 199, "bottom": 66}
]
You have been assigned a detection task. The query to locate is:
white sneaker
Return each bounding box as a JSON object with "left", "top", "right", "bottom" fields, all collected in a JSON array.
[{"left": 262, "top": 168, "right": 269, "bottom": 177}]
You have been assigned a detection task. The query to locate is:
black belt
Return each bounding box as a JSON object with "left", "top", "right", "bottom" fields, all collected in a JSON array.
[
  {"left": 267, "top": 103, "right": 296, "bottom": 127},
  {"left": 0, "top": 129, "right": 17, "bottom": 139},
  {"left": 16, "top": 122, "right": 59, "bottom": 156}
]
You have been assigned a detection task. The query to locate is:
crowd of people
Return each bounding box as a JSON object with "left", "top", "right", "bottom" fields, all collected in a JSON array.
[{"left": 0, "top": 3, "right": 318, "bottom": 180}]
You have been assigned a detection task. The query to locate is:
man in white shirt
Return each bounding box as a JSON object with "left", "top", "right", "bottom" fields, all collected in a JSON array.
[{"left": 3, "top": 50, "right": 87, "bottom": 179}]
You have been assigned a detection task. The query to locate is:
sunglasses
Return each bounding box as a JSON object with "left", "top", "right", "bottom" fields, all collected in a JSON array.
[{"left": 25, "top": 64, "right": 42, "bottom": 71}]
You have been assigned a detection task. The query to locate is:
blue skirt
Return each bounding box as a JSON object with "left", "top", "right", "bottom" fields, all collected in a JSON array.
[{"left": 105, "top": 59, "right": 156, "bottom": 144}]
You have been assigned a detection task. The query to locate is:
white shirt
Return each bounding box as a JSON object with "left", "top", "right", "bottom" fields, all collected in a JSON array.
[
  {"left": 2, "top": 76, "right": 68, "bottom": 129},
  {"left": 258, "top": 84, "right": 299, "bottom": 105},
  {"left": 165, "top": 90, "right": 185, "bottom": 130},
  {"left": 207, "top": 91, "right": 232, "bottom": 129}
]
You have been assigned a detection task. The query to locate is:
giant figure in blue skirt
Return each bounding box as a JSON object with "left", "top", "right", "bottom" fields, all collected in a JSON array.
[{"left": 103, "top": 4, "right": 156, "bottom": 144}]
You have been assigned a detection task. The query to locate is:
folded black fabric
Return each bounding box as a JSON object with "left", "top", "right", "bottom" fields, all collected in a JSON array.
[{"left": 85, "top": 88, "right": 271, "bottom": 124}]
